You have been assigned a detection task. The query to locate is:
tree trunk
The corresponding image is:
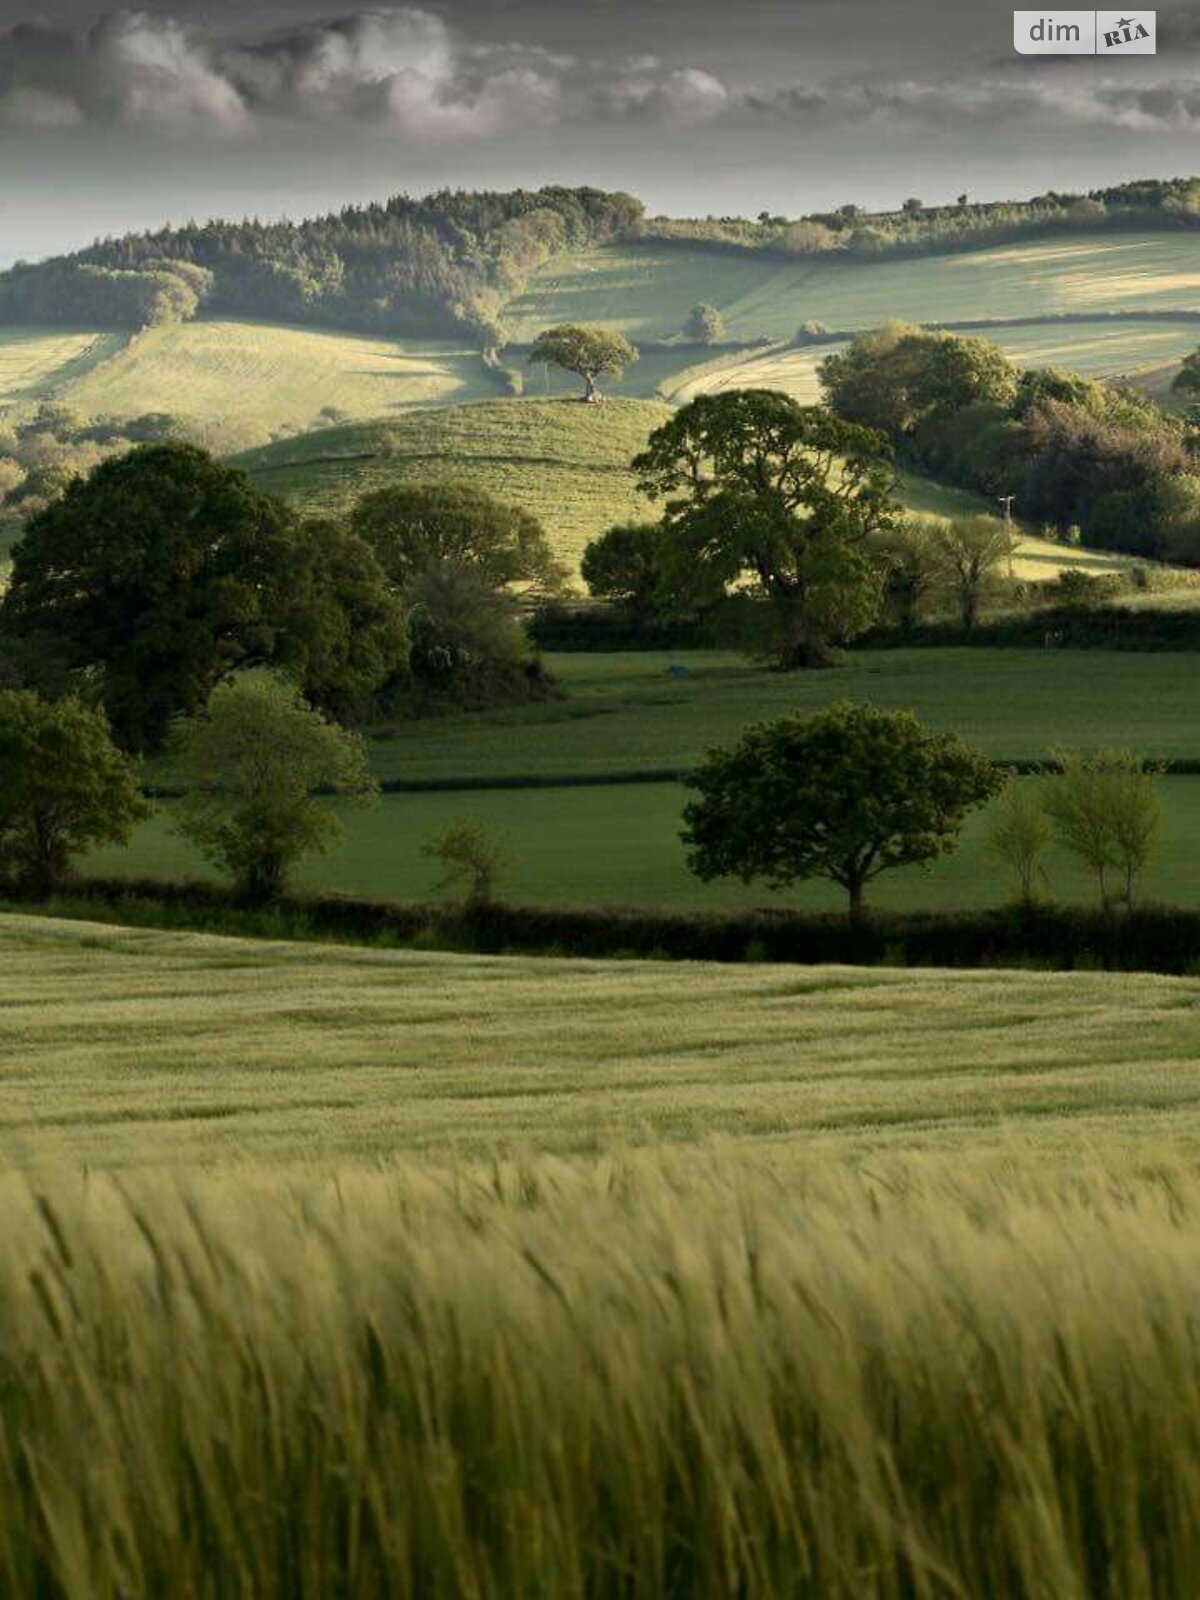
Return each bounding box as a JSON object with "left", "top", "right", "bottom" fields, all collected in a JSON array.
[
  {"left": 847, "top": 878, "right": 867, "bottom": 926},
  {"left": 582, "top": 370, "right": 599, "bottom": 403}
]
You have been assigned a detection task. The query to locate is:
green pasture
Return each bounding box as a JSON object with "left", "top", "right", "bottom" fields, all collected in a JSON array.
[
  {"left": 82, "top": 773, "right": 1200, "bottom": 913},
  {"left": 505, "top": 232, "right": 1200, "bottom": 343},
  {"left": 61, "top": 320, "right": 494, "bottom": 437},
  {"left": 370, "top": 650, "right": 1200, "bottom": 781},
  {"left": 0, "top": 326, "right": 122, "bottom": 412}
]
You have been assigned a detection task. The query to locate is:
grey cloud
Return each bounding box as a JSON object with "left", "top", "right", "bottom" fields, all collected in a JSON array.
[
  {"left": 745, "top": 72, "right": 1200, "bottom": 134},
  {"left": 0, "top": 6, "right": 731, "bottom": 137}
]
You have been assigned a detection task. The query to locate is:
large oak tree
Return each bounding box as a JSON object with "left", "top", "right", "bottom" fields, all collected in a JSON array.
[{"left": 633, "top": 390, "right": 899, "bottom": 667}]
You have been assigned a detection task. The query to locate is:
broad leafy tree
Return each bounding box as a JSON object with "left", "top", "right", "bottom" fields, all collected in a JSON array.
[
  {"left": 683, "top": 703, "right": 1002, "bottom": 922},
  {"left": 685, "top": 303, "right": 725, "bottom": 345},
  {"left": 175, "top": 675, "right": 378, "bottom": 901},
  {"left": 350, "top": 482, "right": 564, "bottom": 597},
  {"left": 634, "top": 390, "right": 898, "bottom": 667},
  {"left": 0, "top": 691, "right": 149, "bottom": 896},
  {"left": 1, "top": 444, "right": 298, "bottom": 751},
  {"left": 274, "top": 519, "right": 410, "bottom": 723},
  {"left": 528, "top": 325, "right": 638, "bottom": 402}
]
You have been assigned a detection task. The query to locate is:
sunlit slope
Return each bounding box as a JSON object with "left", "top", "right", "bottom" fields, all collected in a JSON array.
[
  {"left": 234, "top": 395, "right": 1153, "bottom": 580},
  {"left": 506, "top": 233, "right": 1200, "bottom": 343},
  {"left": 233, "top": 397, "right": 670, "bottom": 568},
  {"left": 60, "top": 320, "right": 494, "bottom": 435},
  {"left": 666, "top": 317, "right": 1200, "bottom": 407},
  {"left": 0, "top": 327, "right": 122, "bottom": 411}
]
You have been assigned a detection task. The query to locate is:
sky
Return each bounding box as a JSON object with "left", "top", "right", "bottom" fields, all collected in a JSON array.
[{"left": 1, "top": 1, "right": 1198, "bottom": 262}]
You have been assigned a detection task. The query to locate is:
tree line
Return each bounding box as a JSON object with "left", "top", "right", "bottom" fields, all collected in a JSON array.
[
  {"left": 0, "top": 189, "right": 644, "bottom": 340},
  {"left": 0, "top": 443, "right": 566, "bottom": 754},
  {"left": 819, "top": 324, "right": 1200, "bottom": 561}
]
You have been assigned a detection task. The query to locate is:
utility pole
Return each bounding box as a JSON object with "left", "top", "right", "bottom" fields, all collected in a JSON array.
[{"left": 997, "top": 494, "right": 1016, "bottom": 580}]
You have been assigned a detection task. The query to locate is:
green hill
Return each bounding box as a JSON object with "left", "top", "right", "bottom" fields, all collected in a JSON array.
[
  {"left": 61, "top": 321, "right": 495, "bottom": 439},
  {"left": 234, "top": 397, "right": 671, "bottom": 568},
  {"left": 505, "top": 233, "right": 1200, "bottom": 344},
  {"left": 234, "top": 395, "right": 1149, "bottom": 581},
  {"left": 3, "top": 229, "right": 1197, "bottom": 443},
  {"left": 0, "top": 327, "right": 125, "bottom": 414}
]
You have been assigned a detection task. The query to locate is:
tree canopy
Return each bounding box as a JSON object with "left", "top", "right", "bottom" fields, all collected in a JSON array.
[
  {"left": 349, "top": 482, "right": 564, "bottom": 597},
  {"left": 683, "top": 703, "right": 1003, "bottom": 921},
  {"left": 634, "top": 390, "right": 898, "bottom": 666},
  {"left": 0, "top": 444, "right": 301, "bottom": 751},
  {"left": 0, "top": 692, "right": 149, "bottom": 896},
  {"left": 175, "top": 675, "right": 378, "bottom": 901},
  {"left": 528, "top": 326, "right": 639, "bottom": 402}
]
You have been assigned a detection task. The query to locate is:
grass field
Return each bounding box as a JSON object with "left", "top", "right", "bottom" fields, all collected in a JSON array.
[
  {"left": 505, "top": 232, "right": 1200, "bottom": 344},
  {"left": 82, "top": 773, "right": 1200, "bottom": 912},
  {"left": 91, "top": 649, "right": 1200, "bottom": 910},
  {"left": 359, "top": 650, "right": 1200, "bottom": 779},
  {"left": 0, "top": 326, "right": 122, "bottom": 412},
  {"left": 234, "top": 396, "right": 1145, "bottom": 579},
  {"left": 59, "top": 319, "right": 494, "bottom": 435},
  {"left": 235, "top": 397, "right": 671, "bottom": 567}
]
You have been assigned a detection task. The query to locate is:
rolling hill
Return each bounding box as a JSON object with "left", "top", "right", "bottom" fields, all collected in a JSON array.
[
  {"left": 234, "top": 395, "right": 1152, "bottom": 580},
  {"left": 234, "top": 397, "right": 672, "bottom": 568},
  {"left": 504, "top": 233, "right": 1200, "bottom": 344},
  {"left": 61, "top": 321, "right": 495, "bottom": 436},
  {"left": 0, "top": 228, "right": 1196, "bottom": 442}
]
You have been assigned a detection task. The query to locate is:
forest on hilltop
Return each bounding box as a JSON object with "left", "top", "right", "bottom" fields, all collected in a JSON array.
[{"left": 1, "top": 179, "right": 1199, "bottom": 343}]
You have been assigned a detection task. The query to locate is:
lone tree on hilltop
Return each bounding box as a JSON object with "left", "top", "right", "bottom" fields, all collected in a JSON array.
[
  {"left": 683, "top": 703, "right": 1002, "bottom": 923},
  {"left": 529, "top": 325, "right": 638, "bottom": 403}
]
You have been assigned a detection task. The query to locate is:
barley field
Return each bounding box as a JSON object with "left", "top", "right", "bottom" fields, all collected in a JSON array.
[
  {"left": 7, "top": 1122, "right": 1200, "bottom": 1594},
  {"left": 7, "top": 920, "right": 1200, "bottom": 1594},
  {"left": 6, "top": 913, "right": 1200, "bottom": 1167}
]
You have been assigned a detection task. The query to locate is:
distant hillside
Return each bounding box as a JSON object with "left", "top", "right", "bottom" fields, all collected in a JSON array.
[{"left": 1, "top": 178, "right": 1198, "bottom": 342}]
